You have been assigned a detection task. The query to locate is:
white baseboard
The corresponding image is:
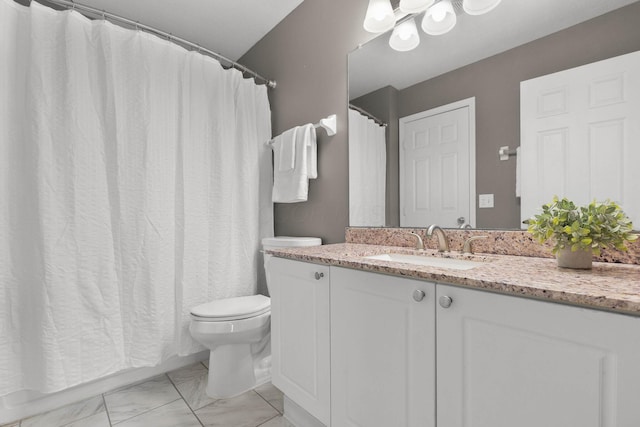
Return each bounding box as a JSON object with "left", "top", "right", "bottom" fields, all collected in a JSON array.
[
  {"left": 0, "top": 351, "right": 208, "bottom": 425},
  {"left": 283, "top": 395, "right": 326, "bottom": 427}
]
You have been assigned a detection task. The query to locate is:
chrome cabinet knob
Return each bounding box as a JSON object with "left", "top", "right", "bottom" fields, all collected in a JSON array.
[
  {"left": 413, "top": 290, "right": 426, "bottom": 302},
  {"left": 439, "top": 295, "right": 453, "bottom": 308},
  {"left": 314, "top": 272, "right": 324, "bottom": 280}
]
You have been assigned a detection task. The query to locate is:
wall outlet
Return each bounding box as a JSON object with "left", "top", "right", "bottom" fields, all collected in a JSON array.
[{"left": 479, "top": 194, "right": 494, "bottom": 208}]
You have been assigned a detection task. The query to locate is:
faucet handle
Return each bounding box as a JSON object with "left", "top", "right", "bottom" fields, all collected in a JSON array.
[
  {"left": 409, "top": 232, "right": 425, "bottom": 250},
  {"left": 462, "top": 236, "right": 488, "bottom": 254}
]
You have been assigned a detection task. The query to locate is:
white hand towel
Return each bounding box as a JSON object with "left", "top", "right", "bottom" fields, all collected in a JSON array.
[
  {"left": 300, "top": 124, "right": 318, "bottom": 179},
  {"left": 272, "top": 127, "right": 297, "bottom": 172},
  {"left": 271, "top": 123, "right": 319, "bottom": 203},
  {"left": 273, "top": 125, "right": 309, "bottom": 203}
]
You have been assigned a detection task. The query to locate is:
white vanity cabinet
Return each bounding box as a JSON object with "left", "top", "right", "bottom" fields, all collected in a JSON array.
[
  {"left": 268, "top": 257, "right": 331, "bottom": 425},
  {"left": 269, "top": 257, "right": 640, "bottom": 427},
  {"left": 436, "top": 283, "right": 640, "bottom": 427},
  {"left": 330, "top": 267, "right": 436, "bottom": 427}
]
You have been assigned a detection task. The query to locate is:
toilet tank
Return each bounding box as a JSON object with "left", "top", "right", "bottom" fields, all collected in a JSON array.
[
  {"left": 262, "top": 236, "right": 322, "bottom": 252},
  {"left": 262, "top": 236, "right": 322, "bottom": 296}
]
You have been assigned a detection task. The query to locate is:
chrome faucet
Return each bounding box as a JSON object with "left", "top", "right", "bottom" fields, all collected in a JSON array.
[
  {"left": 462, "top": 236, "right": 488, "bottom": 254},
  {"left": 409, "top": 232, "right": 425, "bottom": 250},
  {"left": 426, "top": 224, "right": 450, "bottom": 252}
]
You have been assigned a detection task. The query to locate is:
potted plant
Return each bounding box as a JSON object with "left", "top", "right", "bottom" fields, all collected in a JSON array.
[{"left": 526, "top": 196, "right": 637, "bottom": 269}]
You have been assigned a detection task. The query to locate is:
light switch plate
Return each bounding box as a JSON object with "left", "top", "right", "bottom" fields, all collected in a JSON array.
[{"left": 479, "top": 194, "right": 494, "bottom": 208}]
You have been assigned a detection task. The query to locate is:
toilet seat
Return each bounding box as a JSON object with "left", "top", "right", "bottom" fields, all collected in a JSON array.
[{"left": 191, "top": 295, "right": 270, "bottom": 321}]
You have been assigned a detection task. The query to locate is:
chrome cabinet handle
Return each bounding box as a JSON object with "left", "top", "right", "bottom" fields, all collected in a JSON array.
[
  {"left": 314, "top": 272, "right": 324, "bottom": 280},
  {"left": 413, "top": 290, "right": 426, "bottom": 302},
  {"left": 439, "top": 295, "right": 453, "bottom": 308}
]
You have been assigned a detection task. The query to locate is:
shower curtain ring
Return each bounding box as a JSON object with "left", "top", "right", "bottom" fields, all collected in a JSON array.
[
  {"left": 135, "top": 21, "right": 140, "bottom": 31},
  {"left": 101, "top": 9, "right": 106, "bottom": 20}
]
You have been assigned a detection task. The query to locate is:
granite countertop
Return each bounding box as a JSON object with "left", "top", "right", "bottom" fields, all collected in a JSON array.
[{"left": 267, "top": 243, "right": 640, "bottom": 316}]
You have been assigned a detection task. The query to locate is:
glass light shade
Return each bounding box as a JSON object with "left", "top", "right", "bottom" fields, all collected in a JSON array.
[
  {"left": 463, "top": 0, "right": 502, "bottom": 15},
  {"left": 363, "top": 0, "right": 396, "bottom": 33},
  {"left": 399, "top": 0, "right": 435, "bottom": 14},
  {"left": 422, "top": 0, "right": 456, "bottom": 35},
  {"left": 389, "top": 18, "right": 420, "bottom": 51}
]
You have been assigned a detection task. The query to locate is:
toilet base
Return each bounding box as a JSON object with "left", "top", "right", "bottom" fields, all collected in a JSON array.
[{"left": 205, "top": 334, "right": 271, "bottom": 399}]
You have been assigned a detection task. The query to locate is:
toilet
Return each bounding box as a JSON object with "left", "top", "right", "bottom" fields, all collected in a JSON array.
[{"left": 189, "top": 236, "right": 321, "bottom": 398}]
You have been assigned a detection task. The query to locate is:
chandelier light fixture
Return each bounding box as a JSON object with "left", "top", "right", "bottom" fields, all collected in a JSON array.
[{"left": 363, "top": 0, "right": 502, "bottom": 52}]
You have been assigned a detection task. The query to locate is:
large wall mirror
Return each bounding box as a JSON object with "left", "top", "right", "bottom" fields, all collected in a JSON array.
[{"left": 348, "top": 0, "right": 640, "bottom": 230}]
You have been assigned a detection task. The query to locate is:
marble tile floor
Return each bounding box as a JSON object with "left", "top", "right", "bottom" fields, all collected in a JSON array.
[{"left": 3, "top": 362, "right": 291, "bottom": 427}]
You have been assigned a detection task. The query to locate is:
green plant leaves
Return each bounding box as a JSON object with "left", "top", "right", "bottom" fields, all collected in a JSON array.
[{"left": 526, "top": 197, "right": 637, "bottom": 254}]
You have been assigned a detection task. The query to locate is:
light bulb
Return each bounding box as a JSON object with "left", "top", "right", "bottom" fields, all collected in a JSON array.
[
  {"left": 422, "top": 0, "right": 456, "bottom": 35},
  {"left": 363, "top": 0, "right": 396, "bottom": 33},
  {"left": 398, "top": 26, "right": 412, "bottom": 40},
  {"left": 431, "top": 4, "right": 447, "bottom": 22},
  {"left": 389, "top": 18, "right": 420, "bottom": 51},
  {"left": 373, "top": 6, "right": 387, "bottom": 21}
]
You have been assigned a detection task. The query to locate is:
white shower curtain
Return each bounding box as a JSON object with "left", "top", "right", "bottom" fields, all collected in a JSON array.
[
  {"left": 348, "top": 108, "right": 386, "bottom": 226},
  {"left": 0, "top": 0, "right": 273, "bottom": 396}
]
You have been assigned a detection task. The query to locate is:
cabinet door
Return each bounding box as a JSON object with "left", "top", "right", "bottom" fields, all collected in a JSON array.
[
  {"left": 268, "top": 257, "right": 330, "bottom": 425},
  {"left": 331, "top": 267, "right": 436, "bottom": 427},
  {"left": 436, "top": 284, "right": 640, "bottom": 427}
]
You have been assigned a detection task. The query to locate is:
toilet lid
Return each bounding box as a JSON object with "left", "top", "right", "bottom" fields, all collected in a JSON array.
[
  {"left": 261, "top": 236, "right": 322, "bottom": 248},
  {"left": 191, "top": 295, "right": 271, "bottom": 321}
]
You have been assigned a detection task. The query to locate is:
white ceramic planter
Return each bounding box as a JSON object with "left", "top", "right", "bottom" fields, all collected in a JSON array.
[{"left": 556, "top": 247, "right": 593, "bottom": 269}]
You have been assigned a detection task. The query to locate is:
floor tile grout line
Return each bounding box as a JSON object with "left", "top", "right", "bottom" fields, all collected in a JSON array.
[
  {"left": 256, "top": 413, "right": 280, "bottom": 427},
  {"left": 254, "top": 389, "right": 283, "bottom": 415},
  {"left": 102, "top": 393, "right": 113, "bottom": 427},
  {"left": 256, "top": 409, "right": 284, "bottom": 427},
  {"left": 110, "top": 397, "right": 183, "bottom": 426},
  {"left": 19, "top": 393, "right": 110, "bottom": 427},
  {"left": 58, "top": 409, "right": 107, "bottom": 427},
  {"left": 166, "top": 371, "right": 207, "bottom": 427}
]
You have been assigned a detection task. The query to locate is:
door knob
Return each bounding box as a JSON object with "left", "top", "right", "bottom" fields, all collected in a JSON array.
[
  {"left": 439, "top": 295, "right": 453, "bottom": 308},
  {"left": 413, "top": 289, "right": 426, "bottom": 302},
  {"left": 314, "top": 272, "right": 324, "bottom": 280}
]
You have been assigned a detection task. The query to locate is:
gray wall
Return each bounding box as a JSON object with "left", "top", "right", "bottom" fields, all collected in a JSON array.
[
  {"left": 242, "top": 0, "right": 640, "bottom": 237},
  {"left": 397, "top": 2, "right": 640, "bottom": 228},
  {"left": 241, "top": 0, "right": 375, "bottom": 244}
]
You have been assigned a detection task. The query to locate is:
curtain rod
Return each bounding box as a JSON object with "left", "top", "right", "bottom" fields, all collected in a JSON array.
[
  {"left": 349, "top": 104, "right": 387, "bottom": 127},
  {"left": 40, "top": 0, "right": 277, "bottom": 89}
]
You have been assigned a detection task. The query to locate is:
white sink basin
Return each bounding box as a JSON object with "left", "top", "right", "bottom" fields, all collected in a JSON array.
[{"left": 364, "top": 253, "right": 483, "bottom": 270}]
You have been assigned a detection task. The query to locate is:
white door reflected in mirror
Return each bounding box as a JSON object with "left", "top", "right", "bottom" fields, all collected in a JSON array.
[{"left": 400, "top": 98, "right": 476, "bottom": 228}]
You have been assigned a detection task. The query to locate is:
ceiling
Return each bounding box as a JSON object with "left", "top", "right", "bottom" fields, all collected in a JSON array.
[
  {"left": 75, "top": 0, "right": 305, "bottom": 61},
  {"left": 350, "top": 0, "right": 639, "bottom": 99}
]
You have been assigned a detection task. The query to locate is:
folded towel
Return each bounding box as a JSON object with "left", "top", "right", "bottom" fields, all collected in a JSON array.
[
  {"left": 301, "top": 124, "right": 318, "bottom": 179},
  {"left": 272, "top": 124, "right": 318, "bottom": 203},
  {"left": 272, "top": 127, "right": 297, "bottom": 172}
]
